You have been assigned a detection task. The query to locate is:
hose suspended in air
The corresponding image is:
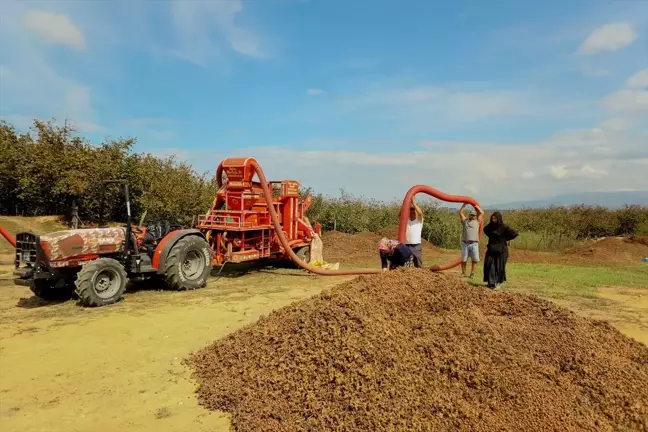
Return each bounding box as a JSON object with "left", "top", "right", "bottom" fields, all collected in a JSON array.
[{"left": 244, "top": 160, "right": 483, "bottom": 275}]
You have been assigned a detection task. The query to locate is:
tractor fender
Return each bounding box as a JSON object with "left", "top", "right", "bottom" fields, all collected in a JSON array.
[{"left": 152, "top": 229, "right": 208, "bottom": 274}]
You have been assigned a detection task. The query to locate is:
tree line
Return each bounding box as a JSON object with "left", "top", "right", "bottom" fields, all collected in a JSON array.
[
  {"left": 0, "top": 119, "right": 216, "bottom": 226},
  {"left": 1, "top": 118, "right": 647, "bottom": 250}
]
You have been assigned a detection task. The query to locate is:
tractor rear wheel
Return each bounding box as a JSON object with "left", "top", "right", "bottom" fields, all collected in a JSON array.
[
  {"left": 163, "top": 236, "right": 211, "bottom": 291},
  {"left": 74, "top": 258, "right": 128, "bottom": 307}
]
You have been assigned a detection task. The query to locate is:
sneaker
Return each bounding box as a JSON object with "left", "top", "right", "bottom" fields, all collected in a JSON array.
[{"left": 469, "top": 273, "right": 474, "bottom": 279}]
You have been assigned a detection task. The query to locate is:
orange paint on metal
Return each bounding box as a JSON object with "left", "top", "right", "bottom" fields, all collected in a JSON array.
[
  {"left": 151, "top": 230, "right": 196, "bottom": 269},
  {"left": 0, "top": 225, "right": 16, "bottom": 247}
]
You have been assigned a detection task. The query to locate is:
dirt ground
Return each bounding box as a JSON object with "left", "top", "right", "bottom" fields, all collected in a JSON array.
[
  {"left": 0, "top": 263, "right": 355, "bottom": 432},
  {"left": 1, "top": 219, "right": 648, "bottom": 431}
]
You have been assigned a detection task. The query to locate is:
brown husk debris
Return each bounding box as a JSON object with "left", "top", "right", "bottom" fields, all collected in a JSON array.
[{"left": 185, "top": 270, "right": 648, "bottom": 431}]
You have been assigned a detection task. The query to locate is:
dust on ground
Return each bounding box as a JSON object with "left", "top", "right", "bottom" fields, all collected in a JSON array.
[
  {"left": 187, "top": 270, "right": 648, "bottom": 431},
  {"left": 0, "top": 262, "right": 355, "bottom": 432}
]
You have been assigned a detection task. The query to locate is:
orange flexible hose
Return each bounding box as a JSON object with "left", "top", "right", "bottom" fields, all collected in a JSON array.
[
  {"left": 251, "top": 162, "right": 483, "bottom": 275},
  {"left": 252, "top": 161, "right": 381, "bottom": 275},
  {"left": 398, "top": 185, "right": 484, "bottom": 271},
  {"left": 0, "top": 225, "right": 16, "bottom": 248}
]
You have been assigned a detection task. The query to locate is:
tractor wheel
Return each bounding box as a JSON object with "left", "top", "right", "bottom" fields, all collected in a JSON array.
[
  {"left": 163, "top": 236, "right": 211, "bottom": 291},
  {"left": 74, "top": 258, "right": 128, "bottom": 307},
  {"left": 30, "top": 279, "right": 75, "bottom": 301},
  {"left": 294, "top": 246, "right": 311, "bottom": 264}
]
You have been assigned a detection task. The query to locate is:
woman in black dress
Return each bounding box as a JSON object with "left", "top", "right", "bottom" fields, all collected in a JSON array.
[{"left": 483, "top": 211, "right": 518, "bottom": 288}]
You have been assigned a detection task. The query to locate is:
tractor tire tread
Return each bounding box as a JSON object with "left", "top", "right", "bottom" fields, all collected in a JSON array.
[
  {"left": 163, "top": 236, "right": 211, "bottom": 291},
  {"left": 74, "top": 258, "right": 127, "bottom": 307}
]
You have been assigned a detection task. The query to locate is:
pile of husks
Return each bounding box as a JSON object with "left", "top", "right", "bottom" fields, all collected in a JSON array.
[{"left": 186, "top": 270, "right": 648, "bottom": 431}]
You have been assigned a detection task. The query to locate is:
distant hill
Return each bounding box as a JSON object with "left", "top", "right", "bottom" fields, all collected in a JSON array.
[{"left": 488, "top": 191, "right": 648, "bottom": 210}]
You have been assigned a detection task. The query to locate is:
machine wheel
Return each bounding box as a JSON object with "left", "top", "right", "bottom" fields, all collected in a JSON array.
[
  {"left": 29, "top": 279, "right": 75, "bottom": 301},
  {"left": 163, "top": 236, "right": 211, "bottom": 291},
  {"left": 294, "top": 245, "right": 311, "bottom": 264},
  {"left": 74, "top": 258, "right": 128, "bottom": 307}
]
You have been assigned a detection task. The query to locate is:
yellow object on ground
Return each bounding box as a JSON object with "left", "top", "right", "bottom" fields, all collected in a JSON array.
[{"left": 308, "top": 234, "right": 340, "bottom": 270}]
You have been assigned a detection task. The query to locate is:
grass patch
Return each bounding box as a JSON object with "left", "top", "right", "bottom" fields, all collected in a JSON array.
[
  {"left": 494, "top": 263, "right": 648, "bottom": 299},
  {"left": 341, "top": 258, "right": 648, "bottom": 302}
]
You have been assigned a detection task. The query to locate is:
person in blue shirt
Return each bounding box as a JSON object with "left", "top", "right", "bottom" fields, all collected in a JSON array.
[{"left": 377, "top": 237, "right": 414, "bottom": 271}]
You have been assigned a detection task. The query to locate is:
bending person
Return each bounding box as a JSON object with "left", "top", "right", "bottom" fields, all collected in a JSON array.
[
  {"left": 378, "top": 238, "right": 414, "bottom": 271},
  {"left": 483, "top": 211, "right": 518, "bottom": 289},
  {"left": 459, "top": 203, "right": 483, "bottom": 278}
]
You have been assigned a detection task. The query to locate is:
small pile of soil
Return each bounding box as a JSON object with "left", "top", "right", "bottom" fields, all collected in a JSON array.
[
  {"left": 186, "top": 270, "right": 648, "bottom": 431},
  {"left": 321, "top": 226, "right": 445, "bottom": 265},
  {"left": 626, "top": 236, "right": 648, "bottom": 248},
  {"left": 565, "top": 237, "right": 648, "bottom": 263}
]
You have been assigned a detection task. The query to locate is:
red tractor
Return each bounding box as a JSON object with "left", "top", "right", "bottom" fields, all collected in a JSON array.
[
  {"left": 197, "top": 157, "right": 321, "bottom": 266},
  {"left": 7, "top": 180, "right": 212, "bottom": 307}
]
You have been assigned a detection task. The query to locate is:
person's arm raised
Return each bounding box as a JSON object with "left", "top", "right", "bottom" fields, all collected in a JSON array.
[{"left": 412, "top": 200, "right": 424, "bottom": 221}]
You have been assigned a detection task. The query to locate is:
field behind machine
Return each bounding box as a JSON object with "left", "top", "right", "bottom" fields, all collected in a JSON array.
[{"left": 0, "top": 216, "right": 647, "bottom": 431}]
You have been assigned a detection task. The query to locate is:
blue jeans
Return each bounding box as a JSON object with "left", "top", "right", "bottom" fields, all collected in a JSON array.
[{"left": 461, "top": 241, "right": 480, "bottom": 262}]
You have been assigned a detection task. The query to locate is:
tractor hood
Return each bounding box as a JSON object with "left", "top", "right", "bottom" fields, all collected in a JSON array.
[{"left": 40, "top": 227, "right": 127, "bottom": 261}]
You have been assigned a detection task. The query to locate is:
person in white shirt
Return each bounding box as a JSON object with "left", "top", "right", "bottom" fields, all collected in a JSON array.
[{"left": 405, "top": 199, "right": 424, "bottom": 267}]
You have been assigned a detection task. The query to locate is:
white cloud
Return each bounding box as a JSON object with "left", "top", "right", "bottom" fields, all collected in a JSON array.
[
  {"left": 464, "top": 184, "right": 479, "bottom": 194},
  {"left": 578, "top": 22, "right": 637, "bottom": 55},
  {"left": 0, "top": 4, "right": 100, "bottom": 132},
  {"left": 336, "top": 85, "right": 539, "bottom": 125},
  {"left": 152, "top": 125, "right": 646, "bottom": 204},
  {"left": 627, "top": 69, "right": 648, "bottom": 88},
  {"left": 23, "top": 10, "right": 86, "bottom": 50},
  {"left": 600, "top": 89, "right": 648, "bottom": 113},
  {"left": 168, "top": 0, "right": 269, "bottom": 66},
  {"left": 599, "top": 118, "right": 633, "bottom": 131},
  {"left": 521, "top": 171, "right": 536, "bottom": 179},
  {"left": 549, "top": 164, "right": 607, "bottom": 180},
  {"left": 307, "top": 88, "right": 325, "bottom": 96}
]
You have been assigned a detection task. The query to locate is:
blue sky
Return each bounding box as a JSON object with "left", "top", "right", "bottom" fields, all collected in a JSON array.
[{"left": 1, "top": 0, "right": 647, "bottom": 205}]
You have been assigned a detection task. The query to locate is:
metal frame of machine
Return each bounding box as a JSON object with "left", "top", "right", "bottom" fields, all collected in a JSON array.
[{"left": 196, "top": 157, "right": 321, "bottom": 266}]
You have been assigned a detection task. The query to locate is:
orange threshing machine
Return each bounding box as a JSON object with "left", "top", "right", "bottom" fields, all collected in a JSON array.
[{"left": 197, "top": 157, "right": 322, "bottom": 266}]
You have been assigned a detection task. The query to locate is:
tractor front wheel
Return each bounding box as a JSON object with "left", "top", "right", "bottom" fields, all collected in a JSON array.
[
  {"left": 75, "top": 258, "right": 128, "bottom": 307},
  {"left": 163, "top": 236, "right": 212, "bottom": 291}
]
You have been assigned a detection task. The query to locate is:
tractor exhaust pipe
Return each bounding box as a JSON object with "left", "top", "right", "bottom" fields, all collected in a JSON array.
[{"left": 0, "top": 225, "right": 16, "bottom": 248}]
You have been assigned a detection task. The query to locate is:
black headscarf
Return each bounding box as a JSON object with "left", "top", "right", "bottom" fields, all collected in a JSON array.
[
  {"left": 489, "top": 211, "right": 503, "bottom": 226},
  {"left": 484, "top": 211, "right": 518, "bottom": 241}
]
